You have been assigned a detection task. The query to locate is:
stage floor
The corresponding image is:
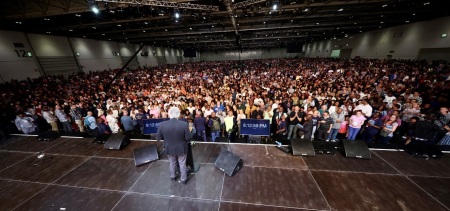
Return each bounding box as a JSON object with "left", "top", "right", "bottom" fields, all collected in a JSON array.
[{"left": 0, "top": 136, "right": 449, "bottom": 211}]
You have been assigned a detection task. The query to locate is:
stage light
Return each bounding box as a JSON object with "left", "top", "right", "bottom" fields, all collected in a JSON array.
[
  {"left": 175, "top": 12, "right": 180, "bottom": 19},
  {"left": 91, "top": 6, "right": 99, "bottom": 14},
  {"left": 272, "top": 4, "right": 277, "bottom": 10}
]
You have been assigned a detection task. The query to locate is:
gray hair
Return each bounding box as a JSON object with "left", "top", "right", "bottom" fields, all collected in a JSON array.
[{"left": 168, "top": 107, "right": 180, "bottom": 119}]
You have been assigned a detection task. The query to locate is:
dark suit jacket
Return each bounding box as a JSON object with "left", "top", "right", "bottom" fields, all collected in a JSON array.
[{"left": 157, "top": 118, "right": 193, "bottom": 156}]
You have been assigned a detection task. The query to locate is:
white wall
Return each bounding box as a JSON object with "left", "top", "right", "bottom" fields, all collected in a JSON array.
[
  {"left": 304, "top": 16, "right": 450, "bottom": 59},
  {"left": 199, "top": 48, "right": 303, "bottom": 61},
  {"left": 27, "top": 34, "right": 73, "bottom": 57},
  {"left": 118, "top": 43, "right": 135, "bottom": 57},
  {"left": 135, "top": 45, "right": 158, "bottom": 67},
  {"left": 70, "top": 38, "right": 122, "bottom": 71},
  {"left": 0, "top": 30, "right": 40, "bottom": 82}
]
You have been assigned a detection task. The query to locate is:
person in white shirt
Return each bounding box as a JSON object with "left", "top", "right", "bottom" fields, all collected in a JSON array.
[
  {"left": 355, "top": 99, "right": 373, "bottom": 117},
  {"left": 383, "top": 92, "right": 396, "bottom": 107},
  {"left": 203, "top": 104, "right": 214, "bottom": 117}
]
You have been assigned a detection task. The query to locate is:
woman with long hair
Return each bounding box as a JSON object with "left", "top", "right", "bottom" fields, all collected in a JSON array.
[{"left": 379, "top": 114, "right": 399, "bottom": 144}]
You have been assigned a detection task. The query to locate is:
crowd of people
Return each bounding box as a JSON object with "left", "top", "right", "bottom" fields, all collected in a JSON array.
[{"left": 1, "top": 58, "right": 449, "bottom": 146}]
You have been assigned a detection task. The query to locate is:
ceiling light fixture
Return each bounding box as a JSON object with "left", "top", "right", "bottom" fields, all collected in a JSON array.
[{"left": 91, "top": 5, "right": 99, "bottom": 14}]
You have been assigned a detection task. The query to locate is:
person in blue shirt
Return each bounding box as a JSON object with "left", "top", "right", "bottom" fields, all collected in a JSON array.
[
  {"left": 120, "top": 110, "right": 135, "bottom": 134},
  {"left": 135, "top": 108, "right": 148, "bottom": 134},
  {"left": 97, "top": 118, "right": 112, "bottom": 135},
  {"left": 84, "top": 111, "right": 98, "bottom": 137},
  {"left": 362, "top": 112, "right": 383, "bottom": 144}
]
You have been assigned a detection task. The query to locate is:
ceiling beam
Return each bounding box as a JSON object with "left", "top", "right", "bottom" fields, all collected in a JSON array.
[{"left": 95, "top": 0, "right": 220, "bottom": 11}]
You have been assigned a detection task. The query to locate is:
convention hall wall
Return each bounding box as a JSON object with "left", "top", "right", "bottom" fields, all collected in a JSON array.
[
  {"left": 1, "top": 16, "right": 449, "bottom": 81},
  {"left": 303, "top": 16, "right": 450, "bottom": 60},
  {"left": 0, "top": 31, "right": 184, "bottom": 81}
]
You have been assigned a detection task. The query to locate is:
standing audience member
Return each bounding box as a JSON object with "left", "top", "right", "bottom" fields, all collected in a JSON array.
[
  {"left": 208, "top": 112, "right": 221, "bottom": 142},
  {"left": 287, "top": 105, "right": 302, "bottom": 140},
  {"left": 70, "top": 105, "right": 84, "bottom": 132},
  {"left": 347, "top": 110, "right": 366, "bottom": 140},
  {"left": 55, "top": 105, "right": 72, "bottom": 132},
  {"left": 120, "top": 110, "right": 134, "bottom": 134},
  {"left": 194, "top": 112, "right": 207, "bottom": 142},
  {"left": 317, "top": 111, "right": 333, "bottom": 141},
  {"left": 84, "top": 111, "right": 98, "bottom": 137},
  {"left": 43, "top": 106, "right": 58, "bottom": 132},
  {"left": 328, "top": 108, "right": 345, "bottom": 142},
  {"left": 106, "top": 110, "right": 120, "bottom": 134},
  {"left": 379, "top": 115, "right": 399, "bottom": 144}
]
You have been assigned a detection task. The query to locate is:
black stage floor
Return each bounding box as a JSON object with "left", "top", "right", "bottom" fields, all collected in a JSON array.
[{"left": 0, "top": 136, "right": 449, "bottom": 211}]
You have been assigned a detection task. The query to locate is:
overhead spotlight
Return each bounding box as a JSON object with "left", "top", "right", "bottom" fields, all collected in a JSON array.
[
  {"left": 272, "top": 0, "right": 279, "bottom": 10},
  {"left": 91, "top": 5, "right": 99, "bottom": 14},
  {"left": 338, "top": 8, "right": 343, "bottom": 12},
  {"left": 174, "top": 11, "right": 180, "bottom": 19},
  {"left": 382, "top": 4, "right": 387, "bottom": 7}
]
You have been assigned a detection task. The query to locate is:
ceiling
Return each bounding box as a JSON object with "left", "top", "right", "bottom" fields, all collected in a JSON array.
[{"left": 0, "top": 0, "right": 449, "bottom": 51}]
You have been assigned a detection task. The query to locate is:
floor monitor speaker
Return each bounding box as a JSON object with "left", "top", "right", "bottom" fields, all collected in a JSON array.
[
  {"left": 291, "top": 138, "right": 315, "bottom": 156},
  {"left": 104, "top": 134, "right": 130, "bottom": 150},
  {"left": 133, "top": 144, "right": 159, "bottom": 166},
  {"left": 214, "top": 150, "right": 243, "bottom": 177},
  {"left": 342, "top": 139, "right": 371, "bottom": 159}
]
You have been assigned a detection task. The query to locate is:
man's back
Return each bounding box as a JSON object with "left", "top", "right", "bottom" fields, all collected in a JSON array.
[{"left": 157, "top": 119, "right": 192, "bottom": 156}]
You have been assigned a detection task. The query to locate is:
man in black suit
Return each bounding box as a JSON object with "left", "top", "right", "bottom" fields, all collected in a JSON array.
[{"left": 157, "top": 107, "right": 194, "bottom": 185}]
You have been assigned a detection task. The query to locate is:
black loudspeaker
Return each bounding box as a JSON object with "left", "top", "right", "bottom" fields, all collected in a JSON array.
[
  {"left": 215, "top": 137, "right": 229, "bottom": 142},
  {"left": 291, "top": 138, "right": 315, "bottom": 156},
  {"left": 37, "top": 131, "right": 60, "bottom": 141},
  {"left": 214, "top": 150, "right": 243, "bottom": 177},
  {"left": 94, "top": 134, "right": 110, "bottom": 144},
  {"left": 313, "top": 141, "right": 336, "bottom": 155},
  {"left": 133, "top": 144, "right": 159, "bottom": 166},
  {"left": 342, "top": 140, "right": 371, "bottom": 159},
  {"left": 104, "top": 134, "right": 130, "bottom": 150}
]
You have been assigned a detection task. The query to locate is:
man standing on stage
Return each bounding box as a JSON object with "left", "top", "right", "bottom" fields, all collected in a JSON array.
[{"left": 157, "top": 107, "right": 194, "bottom": 185}]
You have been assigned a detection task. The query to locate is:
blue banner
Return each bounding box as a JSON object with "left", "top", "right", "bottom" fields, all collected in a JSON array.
[
  {"left": 240, "top": 119, "right": 271, "bottom": 136},
  {"left": 143, "top": 118, "right": 169, "bottom": 134}
]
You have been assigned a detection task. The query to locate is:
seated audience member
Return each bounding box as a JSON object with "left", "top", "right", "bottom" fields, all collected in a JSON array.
[
  {"left": 15, "top": 112, "right": 36, "bottom": 134},
  {"left": 347, "top": 110, "right": 366, "bottom": 140},
  {"left": 97, "top": 118, "right": 112, "bottom": 135}
]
